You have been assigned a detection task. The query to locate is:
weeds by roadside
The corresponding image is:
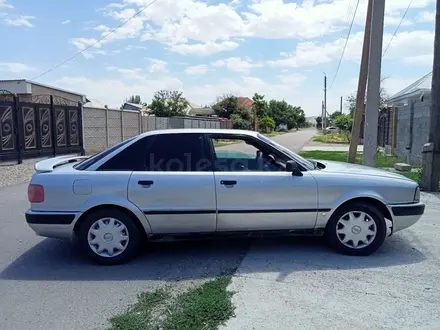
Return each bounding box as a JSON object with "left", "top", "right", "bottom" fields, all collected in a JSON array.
[
  {"left": 107, "top": 276, "right": 235, "bottom": 330},
  {"left": 312, "top": 133, "right": 348, "bottom": 144}
]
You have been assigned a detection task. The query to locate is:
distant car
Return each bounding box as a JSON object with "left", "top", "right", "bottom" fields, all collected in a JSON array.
[
  {"left": 326, "top": 126, "right": 338, "bottom": 132},
  {"left": 26, "top": 129, "right": 424, "bottom": 264}
]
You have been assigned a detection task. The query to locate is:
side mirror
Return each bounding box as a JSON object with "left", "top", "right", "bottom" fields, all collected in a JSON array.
[{"left": 286, "top": 160, "right": 303, "bottom": 176}]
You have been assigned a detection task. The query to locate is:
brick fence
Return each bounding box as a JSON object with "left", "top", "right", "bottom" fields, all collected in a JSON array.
[{"left": 83, "top": 106, "right": 232, "bottom": 154}]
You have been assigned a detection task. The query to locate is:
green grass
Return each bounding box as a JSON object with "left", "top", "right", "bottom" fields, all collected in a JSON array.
[
  {"left": 299, "top": 150, "right": 421, "bottom": 183},
  {"left": 312, "top": 133, "right": 349, "bottom": 144},
  {"left": 107, "top": 276, "right": 235, "bottom": 330}
]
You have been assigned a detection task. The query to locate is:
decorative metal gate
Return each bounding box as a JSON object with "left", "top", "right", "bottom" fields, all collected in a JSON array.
[{"left": 0, "top": 91, "right": 84, "bottom": 163}]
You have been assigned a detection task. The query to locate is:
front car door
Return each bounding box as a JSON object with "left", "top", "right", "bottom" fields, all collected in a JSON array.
[
  {"left": 127, "top": 132, "right": 217, "bottom": 234},
  {"left": 207, "top": 133, "right": 318, "bottom": 232}
]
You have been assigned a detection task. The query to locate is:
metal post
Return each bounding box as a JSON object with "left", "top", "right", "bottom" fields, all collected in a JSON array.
[
  {"left": 421, "top": 0, "right": 440, "bottom": 191},
  {"left": 105, "top": 107, "right": 109, "bottom": 148},
  {"left": 49, "top": 95, "right": 57, "bottom": 157},
  {"left": 348, "top": 0, "right": 373, "bottom": 163},
  {"left": 363, "top": 0, "right": 385, "bottom": 167},
  {"left": 13, "top": 95, "right": 23, "bottom": 164}
]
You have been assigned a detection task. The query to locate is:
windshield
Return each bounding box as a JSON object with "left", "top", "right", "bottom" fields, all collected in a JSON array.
[{"left": 257, "top": 133, "right": 314, "bottom": 170}]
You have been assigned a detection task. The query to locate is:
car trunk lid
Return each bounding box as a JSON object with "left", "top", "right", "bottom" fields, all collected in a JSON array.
[{"left": 35, "top": 155, "right": 90, "bottom": 173}]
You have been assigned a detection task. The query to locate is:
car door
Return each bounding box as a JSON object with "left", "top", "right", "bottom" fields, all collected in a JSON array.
[
  {"left": 127, "top": 133, "right": 217, "bottom": 234},
  {"left": 208, "top": 134, "right": 318, "bottom": 232}
]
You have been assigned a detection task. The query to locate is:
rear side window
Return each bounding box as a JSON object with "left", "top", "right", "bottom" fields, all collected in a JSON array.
[
  {"left": 146, "top": 133, "right": 212, "bottom": 172},
  {"left": 97, "top": 139, "right": 146, "bottom": 171}
]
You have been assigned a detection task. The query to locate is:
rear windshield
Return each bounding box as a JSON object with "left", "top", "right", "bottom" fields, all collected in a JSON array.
[{"left": 74, "top": 137, "right": 136, "bottom": 170}]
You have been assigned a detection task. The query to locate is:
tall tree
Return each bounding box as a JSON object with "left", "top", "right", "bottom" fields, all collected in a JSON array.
[
  {"left": 346, "top": 87, "right": 390, "bottom": 115},
  {"left": 252, "top": 93, "right": 267, "bottom": 118},
  {"left": 212, "top": 94, "right": 238, "bottom": 118},
  {"left": 126, "top": 95, "right": 142, "bottom": 104},
  {"left": 149, "top": 90, "right": 189, "bottom": 117}
]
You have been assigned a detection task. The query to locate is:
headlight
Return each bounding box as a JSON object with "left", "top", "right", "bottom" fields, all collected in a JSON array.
[{"left": 414, "top": 186, "right": 420, "bottom": 202}]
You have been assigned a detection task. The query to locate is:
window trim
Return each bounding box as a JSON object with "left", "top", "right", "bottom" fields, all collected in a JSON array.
[{"left": 205, "top": 133, "right": 297, "bottom": 172}]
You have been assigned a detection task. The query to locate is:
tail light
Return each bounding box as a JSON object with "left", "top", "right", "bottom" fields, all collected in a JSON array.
[{"left": 28, "top": 184, "right": 44, "bottom": 203}]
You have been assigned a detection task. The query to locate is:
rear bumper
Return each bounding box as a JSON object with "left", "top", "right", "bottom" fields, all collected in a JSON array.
[
  {"left": 25, "top": 210, "right": 81, "bottom": 240},
  {"left": 390, "top": 202, "right": 425, "bottom": 233}
]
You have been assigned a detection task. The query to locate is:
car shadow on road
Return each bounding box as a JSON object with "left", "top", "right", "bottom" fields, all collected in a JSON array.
[{"left": 0, "top": 234, "right": 426, "bottom": 282}]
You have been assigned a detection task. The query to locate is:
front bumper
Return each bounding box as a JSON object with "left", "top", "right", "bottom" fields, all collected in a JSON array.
[
  {"left": 25, "top": 210, "right": 81, "bottom": 240},
  {"left": 389, "top": 202, "right": 425, "bottom": 233}
]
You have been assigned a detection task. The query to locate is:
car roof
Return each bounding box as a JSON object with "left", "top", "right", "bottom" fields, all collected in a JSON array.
[{"left": 138, "top": 128, "right": 259, "bottom": 138}]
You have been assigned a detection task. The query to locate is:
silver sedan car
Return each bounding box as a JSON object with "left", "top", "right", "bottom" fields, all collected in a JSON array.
[{"left": 26, "top": 129, "right": 425, "bottom": 264}]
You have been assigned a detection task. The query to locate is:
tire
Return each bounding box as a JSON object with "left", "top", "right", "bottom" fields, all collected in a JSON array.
[
  {"left": 78, "top": 209, "right": 141, "bottom": 265},
  {"left": 326, "top": 202, "right": 387, "bottom": 256}
]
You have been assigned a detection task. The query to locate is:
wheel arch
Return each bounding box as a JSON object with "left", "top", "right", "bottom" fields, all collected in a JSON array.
[
  {"left": 73, "top": 204, "right": 150, "bottom": 239},
  {"left": 330, "top": 197, "right": 392, "bottom": 221}
]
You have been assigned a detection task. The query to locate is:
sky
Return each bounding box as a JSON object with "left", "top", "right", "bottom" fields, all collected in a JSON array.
[{"left": 0, "top": 0, "right": 436, "bottom": 116}]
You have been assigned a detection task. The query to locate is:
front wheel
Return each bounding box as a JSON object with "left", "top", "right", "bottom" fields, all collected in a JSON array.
[
  {"left": 78, "top": 209, "right": 141, "bottom": 265},
  {"left": 326, "top": 202, "right": 387, "bottom": 256}
]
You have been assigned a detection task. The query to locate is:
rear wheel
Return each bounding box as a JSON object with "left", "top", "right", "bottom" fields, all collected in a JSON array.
[
  {"left": 326, "top": 202, "right": 387, "bottom": 256},
  {"left": 78, "top": 209, "right": 141, "bottom": 265}
]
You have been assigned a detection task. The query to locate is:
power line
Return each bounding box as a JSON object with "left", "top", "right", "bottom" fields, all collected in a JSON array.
[
  {"left": 382, "top": 0, "right": 412, "bottom": 58},
  {"left": 329, "top": 0, "right": 361, "bottom": 89},
  {"left": 30, "top": 0, "right": 160, "bottom": 81}
]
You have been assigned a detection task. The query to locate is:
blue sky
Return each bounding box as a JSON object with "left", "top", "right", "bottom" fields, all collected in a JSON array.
[{"left": 0, "top": 0, "right": 436, "bottom": 116}]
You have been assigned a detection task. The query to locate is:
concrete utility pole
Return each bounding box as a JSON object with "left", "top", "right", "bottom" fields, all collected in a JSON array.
[
  {"left": 363, "top": 0, "right": 385, "bottom": 167},
  {"left": 321, "top": 101, "right": 325, "bottom": 130},
  {"left": 340, "top": 96, "right": 343, "bottom": 113},
  {"left": 421, "top": 0, "right": 440, "bottom": 191},
  {"left": 323, "top": 73, "right": 327, "bottom": 133},
  {"left": 348, "top": 0, "right": 373, "bottom": 163}
]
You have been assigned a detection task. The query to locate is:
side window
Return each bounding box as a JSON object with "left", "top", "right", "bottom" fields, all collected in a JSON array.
[
  {"left": 145, "top": 133, "right": 212, "bottom": 172},
  {"left": 209, "top": 136, "right": 284, "bottom": 172},
  {"left": 97, "top": 139, "right": 146, "bottom": 171}
]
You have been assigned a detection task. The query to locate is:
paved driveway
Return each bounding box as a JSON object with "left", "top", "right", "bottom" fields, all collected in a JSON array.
[
  {"left": 223, "top": 193, "right": 440, "bottom": 330},
  {"left": 0, "top": 129, "right": 316, "bottom": 330}
]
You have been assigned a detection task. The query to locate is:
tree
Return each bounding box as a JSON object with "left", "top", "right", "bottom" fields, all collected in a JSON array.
[
  {"left": 126, "top": 95, "right": 141, "bottom": 104},
  {"left": 316, "top": 116, "right": 322, "bottom": 128},
  {"left": 346, "top": 87, "right": 390, "bottom": 115},
  {"left": 252, "top": 93, "right": 267, "bottom": 118},
  {"left": 335, "top": 114, "right": 353, "bottom": 142},
  {"left": 259, "top": 116, "right": 276, "bottom": 133},
  {"left": 212, "top": 94, "right": 238, "bottom": 119},
  {"left": 149, "top": 90, "right": 189, "bottom": 117},
  {"left": 231, "top": 114, "right": 252, "bottom": 130},
  {"left": 266, "top": 100, "right": 306, "bottom": 129}
]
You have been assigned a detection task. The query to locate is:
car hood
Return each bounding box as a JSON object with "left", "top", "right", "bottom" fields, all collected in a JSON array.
[{"left": 314, "top": 160, "right": 413, "bottom": 181}]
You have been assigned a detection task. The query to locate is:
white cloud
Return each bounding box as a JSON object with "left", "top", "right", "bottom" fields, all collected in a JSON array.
[
  {"left": 106, "top": 66, "right": 145, "bottom": 80},
  {"left": 61, "top": 19, "right": 71, "bottom": 24},
  {"left": 168, "top": 41, "right": 239, "bottom": 55},
  {"left": 276, "top": 74, "right": 308, "bottom": 86},
  {"left": 0, "top": 62, "right": 35, "bottom": 73},
  {"left": 212, "top": 57, "right": 263, "bottom": 73},
  {"left": 268, "top": 30, "right": 434, "bottom": 68},
  {"left": 402, "top": 54, "right": 433, "bottom": 66},
  {"left": 4, "top": 15, "right": 35, "bottom": 27},
  {"left": 185, "top": 64, "right": 208, "bottom": 75},
  {"left": 416, "top": 10, "right": 435, "bottom": 22},
  {"left": 0, "top": 0, "right": 13, "bottom": 9},
  {"left": 147, "top": 58, "right": 168, "bottom": 72}
]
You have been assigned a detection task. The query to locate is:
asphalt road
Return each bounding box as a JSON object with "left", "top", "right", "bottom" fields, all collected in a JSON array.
[{"left": 0, "top": 129, "right": 317, "bottom": 330}]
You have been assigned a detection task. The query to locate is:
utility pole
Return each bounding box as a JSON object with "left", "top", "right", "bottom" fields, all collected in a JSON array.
[
  {"left": 348, "top": 0, "right": 373, "bottom": 163},
  {"left": 340, "top": 96, "right": 343, "bottom": 113},
  {"left": 363, "top": 0, "right": 385, "bottom": 167},
  {"left": 323, "top": 73, "right": 327, "bottom": 133},
  {"left": 421, "top": 0, "right": 440, "bottom": 191},
  {"left": 321, "top": 101, "right": 325, "bottom": 130}
]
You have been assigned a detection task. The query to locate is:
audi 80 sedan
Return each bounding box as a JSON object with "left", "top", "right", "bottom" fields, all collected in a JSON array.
[{"left": 26, "top": 129, "right": 425, "bottom": 264}]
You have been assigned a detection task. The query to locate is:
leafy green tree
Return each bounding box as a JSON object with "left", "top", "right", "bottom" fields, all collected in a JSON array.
[
  {"left": 149, "top": 90, "right": 189, "bottom": 117},
  {"left": 212, "top": 94, "right": 238, "bottom": 119},
  {"left": 266, "top": 100, "right": 306, "bottom": 129},
  {"left": 335, "top": 114, "right": 353, "bottom": 141},
  {"left": 316, "top": 116, "right": 322, "bottom": 128},
  {"left": 346, "top": 87, "right": 390, "bottom": 115},
  {"left": 259, "top": 116, "right": 276, "bottom": 133},
  {"left": 252, "top": 93, "right": 267, "bottom": 118},
  {"left": 231, "top": 114, "right": 252, "bottom": 130}
]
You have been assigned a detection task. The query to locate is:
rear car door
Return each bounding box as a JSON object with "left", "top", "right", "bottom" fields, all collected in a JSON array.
[
  {"left": 127, "top": 133, "right": 217, "bottom": 234},
  {"left": 208, "top": 134, "right": 318, "bottom": 232}
]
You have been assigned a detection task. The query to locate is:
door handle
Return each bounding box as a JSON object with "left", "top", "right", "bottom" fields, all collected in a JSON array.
[
  {"left": 138, "top": 180, "right": 154, "bottom": 187},
  {"left": 220, "top": 180, "right": 237, "bottom": 186}
]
